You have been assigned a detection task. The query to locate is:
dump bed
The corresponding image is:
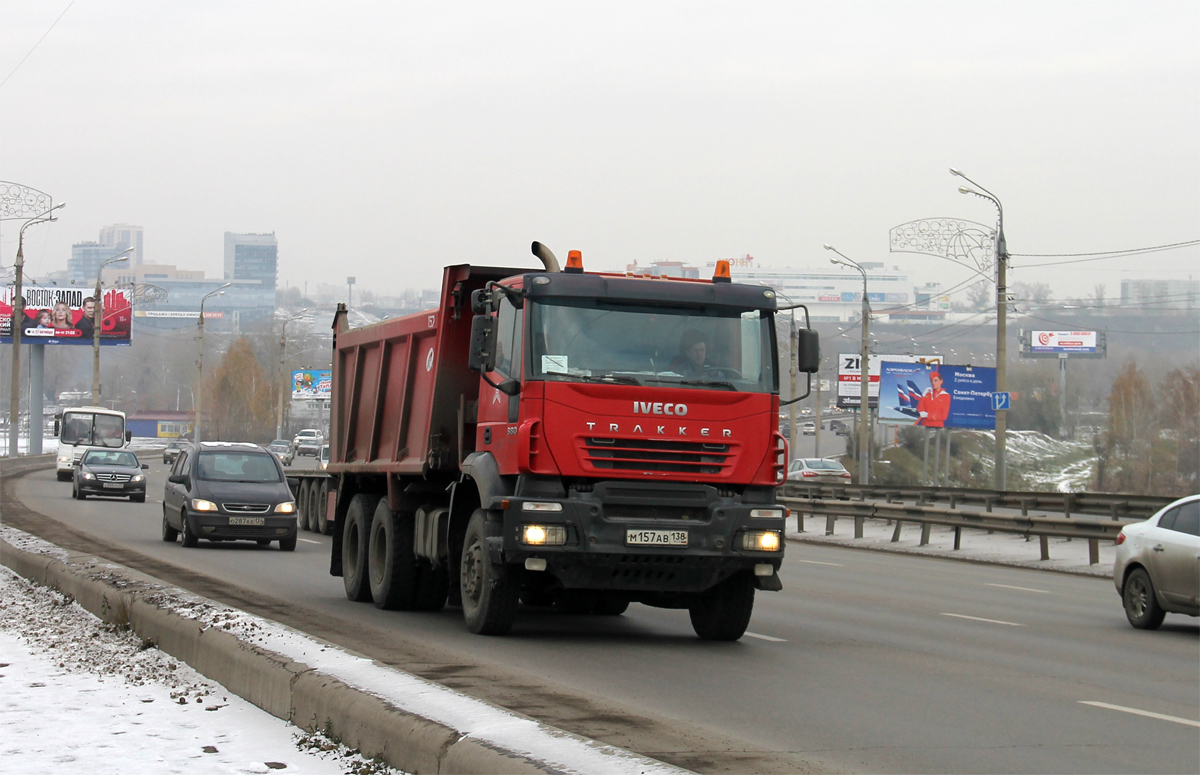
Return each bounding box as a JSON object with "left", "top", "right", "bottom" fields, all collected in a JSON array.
[{"left": 328, "top": 264, "right": 528, "bottom": 476}]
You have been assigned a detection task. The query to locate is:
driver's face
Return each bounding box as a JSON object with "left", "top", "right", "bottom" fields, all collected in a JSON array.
[{"left": 686, "top": 342, "right": 706, "bottom": 366}]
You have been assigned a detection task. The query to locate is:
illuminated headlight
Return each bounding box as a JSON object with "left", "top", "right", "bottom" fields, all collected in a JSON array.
[
  {"left": 750, "top": 508, "right": 784, "bottom": 519},
  {"left": 81, "top": 472, "right": 96, "bottom": 480},
  {"left": 58, "top": 454, "right": 71, "bottom": 463},
  {"left": 521, "top": 501, "right": 563, "bottom": 512},
  {"left": 131, "top": 475, "right": 144, "bottom": 483},
  {"left": 274, "top": 502, "right": 296, "bottom": 514},
  {"left": 521, "top": 524, "right": 567, "bottom": 546},
  {"left": 741, "top": 530, "right": 782, "bottom": 552},
  {"left": 191, "top": 499, "right": 218, "bottom": 512}
]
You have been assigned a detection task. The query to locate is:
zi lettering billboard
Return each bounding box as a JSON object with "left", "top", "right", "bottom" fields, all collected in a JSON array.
[
  {"left": 837, "top": 353, "right": 942, "bottom": 409},
  {"left": 878, "top": 362, "right": 997, "bottom": 429},
  {"left": 1, "top": 285, "right": 132, "bottom": 346}
]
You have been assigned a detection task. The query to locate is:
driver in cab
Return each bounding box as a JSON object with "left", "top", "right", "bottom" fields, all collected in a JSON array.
[{"left": 671, "top": 329, "right": 709, "bottom": 377}]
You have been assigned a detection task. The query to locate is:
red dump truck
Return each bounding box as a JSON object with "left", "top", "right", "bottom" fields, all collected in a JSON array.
[{"left": 292, "top": 243, "right": 819, "bottom": 639}]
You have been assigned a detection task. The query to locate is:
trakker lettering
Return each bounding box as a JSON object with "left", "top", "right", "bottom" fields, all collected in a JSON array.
[
  {"left": 633, "top": 401, "right": 688, "bottom": 416},
  {"left": 587, "top": 421, "right": 732, "bottom": 437}
]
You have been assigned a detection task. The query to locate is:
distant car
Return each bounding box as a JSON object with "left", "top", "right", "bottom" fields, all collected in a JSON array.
[
  {"left": 829, "top": 420, "right": 849, "bottom": 436},
  {"left": 73, "top": 449, "right": 148, "bottom": 502},
  {"left": 266, "top": 440, "right": 295, "bottom": 466},
  {"left": 293, "top": 429, "right": 323, "bottom": 456},
  {"left": 800, "top": 407, "right": 813, "bottom": 416},
  {"left": 161, "top": 441, "right": 298, "bottom": 551},
  {"left": 787, "top": 458, "right": 852, "bottom": 484},
  {"left": 318, "top": 443, "right": 330, "bottom": 470},
  {"left": 162, "top": 440, "right": 185, "bottom": 465},
  {"left": 1113, "top": 494, "right": 1199, "bottom": 629},
  {"left": 802, "top": 421, "right": 816, "bottom": 436}
]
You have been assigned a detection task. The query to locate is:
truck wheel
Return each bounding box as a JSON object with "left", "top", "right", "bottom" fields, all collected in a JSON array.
[
  {"left": 368, "top": 501, "right": 418, "bottom": 610},
  {"left": 413, "top": 561, "right": 449, "bottom": 612},
  {"left": 296, "top": 480, "right": 309, "bottom": 531},
  {"left": 161, "top": 509, "right": 178, "bottom": 542},
  {"left": 181, "top": 512, "right": 199, "bottom": 548},
  {"left": 460, "top": 509, "right": 519, "bottom": 635},
  {"left": 594, "top": 595, "right": 630, "bottom": 616},
  {"left": 342, "top": 493, "right": 380, "bottom": 602},
  {"left": 1123, "top": 567, "right": 1166, "bottom": 630},
  {"left": 319, "top": 480, "right": 334, "bottom": 536},
  {"left": 689, "top": 573, "right": 755, "bottom": 641}
]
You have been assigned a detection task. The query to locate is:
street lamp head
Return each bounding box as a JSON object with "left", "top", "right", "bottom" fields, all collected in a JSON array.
[
  {"left": 949, "top": 167, "right": 962, "bottom": 177},
  {"left": 823, "top": 243, "right": 833, "bottom": 251},
  {"left": 958, "top": 186, "right": 974, "bottom": 195}
]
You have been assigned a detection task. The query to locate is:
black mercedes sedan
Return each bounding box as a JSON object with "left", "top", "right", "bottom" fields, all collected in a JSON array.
[{"left": 72, "top": 449, "right": 149, "bottom": 502}]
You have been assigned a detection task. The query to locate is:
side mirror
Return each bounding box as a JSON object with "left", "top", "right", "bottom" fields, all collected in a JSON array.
[
  {"left": 168, "top": 473, "right": 187, "bottom": 485},
  {"left": 795, "top": 329, "right": 820, "bottom": 374},
  {"left": 141, "top": 464, "right": 150, "bottom": 470},
  {"left": 470, "top": 288, "right": 491, "bottom": 315},
  {"left": 286, "top": 477, "right": 300, "bottom": 492},
  {"left": 125, "top": 430, "right": 132, "bottom": 442},
  {"left": 54, "top": 420, "right": 60, "bottom": 436},
  {"left": 468, "top": 314, "right": 497, "bottom": 373}
]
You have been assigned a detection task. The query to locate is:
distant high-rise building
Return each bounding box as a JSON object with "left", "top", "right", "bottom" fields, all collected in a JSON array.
[
  {"left": 1120, "top": 278, "right": 1199, "bottom": 311},
  {"left": 98, "top": 224, "right": 144, "bottom": 265},
  {"left": 224, "top": 232, "right": 278, "bottom": 288},
  {"left": 68, "top": 223, "right": 145, "bottom": 283}
]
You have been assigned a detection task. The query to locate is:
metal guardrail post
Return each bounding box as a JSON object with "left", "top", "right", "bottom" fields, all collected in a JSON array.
[
  {"left": 1039, "top": 535, "right": 1050, "bottom": 561},
  {"left": 825, "top": 514, "right": 836, "bottom": 536},
  {"left": 854, "top": 516, "right": 864, "bottom": 539},
  {"left": 920, "top": 523, "right": 931, "bottom": 546},
  {"left": 891, "top": 521, "right": 903, "bottom": 542}
]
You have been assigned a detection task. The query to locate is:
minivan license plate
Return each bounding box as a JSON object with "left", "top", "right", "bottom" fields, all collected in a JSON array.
[
  {"left": 626, "top": 529, "right": 687, "bottom": 546},
  {"left": 229, "top": 517, "right": 265, "bottom": 526}
]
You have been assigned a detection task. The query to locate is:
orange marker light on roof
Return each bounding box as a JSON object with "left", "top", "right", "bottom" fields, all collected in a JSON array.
[
  {"left": 565, "top": 250, "right": 584, "bottom": 273},
  {"left": 713, "top": 260, "right": 732, "bottom": 283}
]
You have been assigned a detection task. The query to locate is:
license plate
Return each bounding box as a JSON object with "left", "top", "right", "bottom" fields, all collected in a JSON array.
[
  {"left": 626, "top": 529, "right": 688, "bottom": 546},
  {"left": 228, "top": 517, "right": 265, "bottom": 526},
  {"left": 102, "top": 482, "right": 124, "bottom": 489}
]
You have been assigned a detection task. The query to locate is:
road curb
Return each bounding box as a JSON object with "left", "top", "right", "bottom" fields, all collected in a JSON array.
[{"left": 0, "top": 456, "right": 687, "bottom": 775}]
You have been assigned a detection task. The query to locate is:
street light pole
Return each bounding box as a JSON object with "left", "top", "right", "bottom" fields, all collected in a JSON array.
[
  {"left": 194, "top": 284, "right": 230, "bottom": 443},
  {"left": 950, "top": 168, "right": 1008, "bottom": 490},
  {"left": 92, "top": 247, "right": 134, "bottom": 404},
  {"left": 825, "top": 244, "right": 871, "bottom": 485},
  {"left": 7, "top": 202, "right": 64, "bottom": 457},
  {"left": 275, "top": 312, "right": 305, "bottom": 439}
]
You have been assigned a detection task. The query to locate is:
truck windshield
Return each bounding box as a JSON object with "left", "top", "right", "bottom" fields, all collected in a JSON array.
[
  {"left": 60, "top": 412, "right": 126, "bottom": 448},
  {"left": 528, "top": 299, "right": 776, "bottom": 393}
]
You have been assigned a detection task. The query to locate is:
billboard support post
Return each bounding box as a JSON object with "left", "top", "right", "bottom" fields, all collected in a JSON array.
[{"left": 92, "top": 248, "right": 133, "bottom": 404}]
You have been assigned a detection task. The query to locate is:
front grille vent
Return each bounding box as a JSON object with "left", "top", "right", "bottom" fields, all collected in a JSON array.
[
  {"left": 580, "top": 437, "right": 731, "bottom": 475},
  {"left": 223, "top": 503, "right": 270, "bottom": 514},
  {"left": 95, "top": 473, "right": 132, "bottom": 482}
]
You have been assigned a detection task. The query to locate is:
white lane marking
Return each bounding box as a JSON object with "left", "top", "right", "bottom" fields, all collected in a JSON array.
[
  {"left": 941, "top": 613, "right": 1023, "bottom": 627},
  {"left": 796, "top": 559, "right": 843, "bottom": 566},
  {"left": 298, "top": 538, "right": 322, "bottom": 544},
  {"left": 744, "top": 632, "right": 787, "bottom": 642},
  {"left": 987, "top": 583, "right": 1050, "bottom": 594},
  {"left": 1079, "top": 701, "right": 1200, "bottom": 728}
]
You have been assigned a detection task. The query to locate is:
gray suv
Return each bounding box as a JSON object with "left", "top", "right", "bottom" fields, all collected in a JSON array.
[{"left": 162, "top": 442, "right": 298, "bottom": 551}]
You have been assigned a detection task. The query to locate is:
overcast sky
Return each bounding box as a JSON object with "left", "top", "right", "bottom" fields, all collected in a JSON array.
[{"left": 1, "top": 0, "right": 1197, "bottom": 302}]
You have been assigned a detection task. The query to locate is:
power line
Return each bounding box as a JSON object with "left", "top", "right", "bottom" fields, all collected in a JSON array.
[
  {"left": 0, "top": 0, "right": 77, "bottom": 89},
  {"left": 1012, "top": 240, "right": 1200, "bottom": 268}
]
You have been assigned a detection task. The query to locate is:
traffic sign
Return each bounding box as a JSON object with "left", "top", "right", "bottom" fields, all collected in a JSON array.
[{"left": 992, "top": 392, "right": 1011, "bottom": 411}]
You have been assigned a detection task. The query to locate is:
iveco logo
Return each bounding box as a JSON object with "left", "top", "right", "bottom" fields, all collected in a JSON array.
[{"left": 634, "top": 401, "right": 688, "bottom": 416}]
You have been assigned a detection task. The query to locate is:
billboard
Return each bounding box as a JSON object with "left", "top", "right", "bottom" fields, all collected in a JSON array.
[
  {"left": 1, "top": 285, "right": 132, "bottom": 346},
  {"left": 1029, "top": 330, "right": 1099, "bottom": 355},
  {"left": 878, "top": 362, "right": 997, "bottom": 429},
  {"left": 837, "top": 353, "right": 943, "bottom": 409},
  {"left": 292, "top": 369, "right": 331, "bottom": 399}
]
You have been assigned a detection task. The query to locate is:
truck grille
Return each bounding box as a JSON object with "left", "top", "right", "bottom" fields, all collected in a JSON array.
[{"left": 581, "top": 437, "right": 730, "bottom": 475}]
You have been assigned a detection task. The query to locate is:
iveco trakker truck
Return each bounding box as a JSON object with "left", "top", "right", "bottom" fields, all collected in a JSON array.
[{"left": 296, "top": 243, "right": 819, "bottom": 639}]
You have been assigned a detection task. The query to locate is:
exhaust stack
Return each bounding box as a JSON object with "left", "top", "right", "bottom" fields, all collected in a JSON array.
[{"left": 531, "top": 241, "right": 561, "bottom": 273}]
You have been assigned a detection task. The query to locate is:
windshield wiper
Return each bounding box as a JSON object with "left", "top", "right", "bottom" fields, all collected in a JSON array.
[
  {"left": 549, "top": 372, "right": 642, "bottom": 386},
  {"left": 642, "top": 377, "right": 737, "bottom": 391}
]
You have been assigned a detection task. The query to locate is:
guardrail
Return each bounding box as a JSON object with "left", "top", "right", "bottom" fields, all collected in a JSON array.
[
  {"left": 780, "top": 482, "right": 1175, "bottom": 521},
  {"left": 778, "top": 495, "right": 1140, "bottom": 565}
]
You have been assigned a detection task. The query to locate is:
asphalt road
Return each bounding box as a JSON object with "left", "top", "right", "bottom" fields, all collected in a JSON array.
[{"left": 6, "top": 459, "right": 1198, "bottom": 774}]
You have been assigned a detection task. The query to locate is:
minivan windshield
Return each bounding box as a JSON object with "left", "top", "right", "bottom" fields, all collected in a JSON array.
[
  {"left": 61, "top": 412, "right": 125, "bottom": 448},
  {"left": 195, "top": 452, "right": 281, "bottom": 483},
  {"left": 528, "top": 299, "right": 776, "bottom": 393}
]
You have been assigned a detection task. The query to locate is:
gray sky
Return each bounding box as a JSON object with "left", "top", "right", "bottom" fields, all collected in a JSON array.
[{"left": 2, "top": 0, "right": 1197, "bottom": 302}]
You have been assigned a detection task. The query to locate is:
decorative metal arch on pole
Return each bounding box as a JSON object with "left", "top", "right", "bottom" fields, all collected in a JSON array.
[
  {"left": 2, "top": 182, "right": 62, "bottom": 457},
  {"left": 889, "top": 218, "right": 996, "bottom": 274}
]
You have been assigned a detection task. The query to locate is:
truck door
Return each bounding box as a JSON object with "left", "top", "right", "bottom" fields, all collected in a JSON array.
[{"left": 477, "top": 293, "right": 523, "bottom": 473}]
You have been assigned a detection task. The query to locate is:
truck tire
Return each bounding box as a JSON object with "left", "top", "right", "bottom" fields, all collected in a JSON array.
[
  {"left": 342, "top": 493, "right": 380, "bottom": 602},
  {"left": 297, "top": 480, "right": 311, "bottom": 532},
  {"left": 368, "top": 501, "right": 418, "bottom": 610},
  {"left": 413, "top": 561, "right": 449, "bottom": 612},
  {"left": 689, "top": 573, "right": 755, "bottom": 641},
  {"left": 460, "top": 509, "right": 520, "bottom": 635},
  {"left": 319, "top": 480, "right": 334, "bottom": 536},
  {"left": 594, "top": 595, "right": 630, "bottom": 616}
]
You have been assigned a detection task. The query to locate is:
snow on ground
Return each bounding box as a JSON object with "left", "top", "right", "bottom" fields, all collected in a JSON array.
[{"left": 0, "top": 566, "right": 403, "bottom": 775}]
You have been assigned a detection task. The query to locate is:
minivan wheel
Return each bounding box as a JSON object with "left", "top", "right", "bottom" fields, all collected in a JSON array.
[
  {"left": 161, "top": 510, "right": 178, "bottom": 542},
  {"left": 181, "top": 513, "right": 198, "bottom": 548}
]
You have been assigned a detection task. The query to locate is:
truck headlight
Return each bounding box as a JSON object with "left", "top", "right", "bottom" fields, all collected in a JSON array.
[
  {"left": 741, "top": 530, "right": 781, "bottom": 552},
  {"left": 521, "top": 524, "right": 567, "bottom": 546},
  {"left": 191, "top": 499, "right": 218, "bottom": 512},
  {"left": 274, "top": 502, "right": 296, "bottom": 514}
]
